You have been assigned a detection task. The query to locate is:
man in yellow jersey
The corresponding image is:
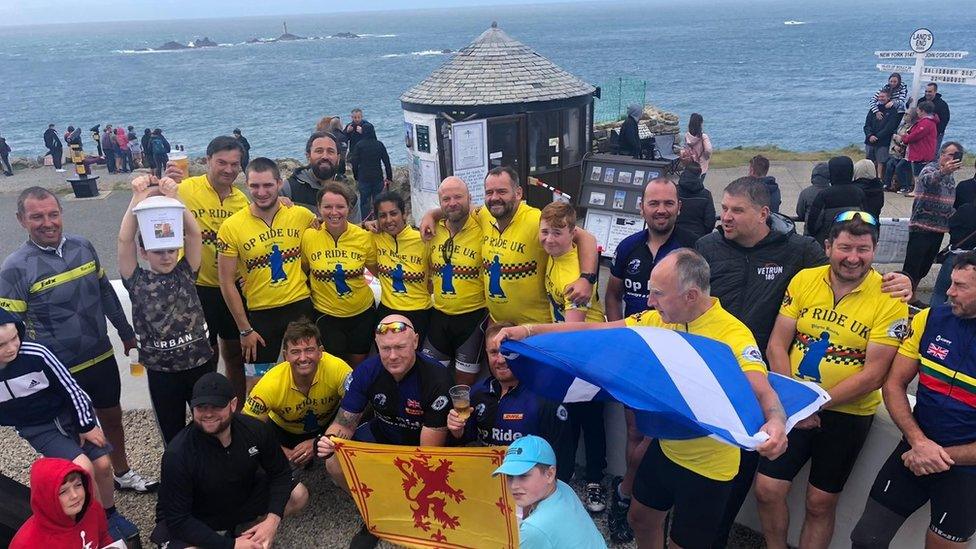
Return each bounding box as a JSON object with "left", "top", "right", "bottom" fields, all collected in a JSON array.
[
  {"left": 494, "top": 249, "right": 788, "bottom": 549},
  {"left": 173, "top": 136, "right": 250, "bottom": 404},
  {"left": 421, "top": 176, "right": 489, "bottom": 385},
  {"left": 421, "top": 167, "right": 598, "bottom": 324},
  {"left": 301, "top": 182, "right": 377, "bottom": 368},
  {"left": 372, "top": 190, "right": 431, "bottom": 341},
  {"left": 217, "top": 158, "right": 316, "bottom": 386},
  {"left": 755, "top": 211, "right": 909, "bottom": 549},
  {"left": 538, "top": 200, "right": 609, "bottom": 512},
  {"left": 243, "top": 320, "right": 350, "bottom": 469}
]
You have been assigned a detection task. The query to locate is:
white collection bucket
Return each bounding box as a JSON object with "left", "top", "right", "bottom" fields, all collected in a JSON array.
[{"left": 132, "top": 196, "right": 185, "bottom": 251}]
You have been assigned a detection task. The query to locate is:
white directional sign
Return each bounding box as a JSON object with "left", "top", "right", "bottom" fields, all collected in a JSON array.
[
  {"left": 877, "top": 64, "right": 976, "bottom": 78},
  {"left": 875, "top": 51, "right": 969, "bottom": 59},
  {"left": 874, "top": 30, "right": 976, "bottom": 95}
]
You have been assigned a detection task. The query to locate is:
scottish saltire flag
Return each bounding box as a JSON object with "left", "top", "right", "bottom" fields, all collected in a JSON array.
[
  {"left": 333, "top": 439, "right": 518, "bottom": 548},
  {"left": 500, "top": 327, "right": 830, "bottom": 449}
]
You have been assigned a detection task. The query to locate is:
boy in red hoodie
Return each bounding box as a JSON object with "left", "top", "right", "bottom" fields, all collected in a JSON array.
[{"left": 11, "top": 457, "right": 116, "bottom": 549}]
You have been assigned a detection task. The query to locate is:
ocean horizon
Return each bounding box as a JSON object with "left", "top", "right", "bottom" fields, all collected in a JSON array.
[{"left": 1, "top": 0, "right": 972, "bottom": 164}]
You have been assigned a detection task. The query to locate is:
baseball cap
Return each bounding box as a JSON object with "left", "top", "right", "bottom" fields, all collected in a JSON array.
[
  {"left": 492, "top": 435, "right": 557, "bottom": 477},
  {"left": 191, "top": 372, "right": 234, "bottom": 408}
]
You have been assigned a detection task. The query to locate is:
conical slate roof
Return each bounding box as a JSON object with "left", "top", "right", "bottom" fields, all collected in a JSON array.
[{"left": 401, "top": 22, "right": 595, "bottom": 107}]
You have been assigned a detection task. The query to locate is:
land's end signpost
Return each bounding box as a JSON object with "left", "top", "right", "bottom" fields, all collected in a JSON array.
[{"left": 875, "top": 28, "right": 974, "bottom": 105}]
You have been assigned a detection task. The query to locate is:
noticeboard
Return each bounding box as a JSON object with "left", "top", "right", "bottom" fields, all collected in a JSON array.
[{"left": 578, "top": 154, "right": 671, "bottom": 257}]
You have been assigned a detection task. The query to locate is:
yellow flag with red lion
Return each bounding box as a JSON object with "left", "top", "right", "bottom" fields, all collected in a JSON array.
[{"left": 333, "top": 439, "right": 518, "bottom": 548}]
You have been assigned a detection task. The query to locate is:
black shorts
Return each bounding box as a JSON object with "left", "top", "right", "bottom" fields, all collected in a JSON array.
[
  {"left": 758, "top": 410, "right": 874, "bottom": 493},
  {"left": 868, "top": 440, "right": 976, "bottom": 543},
  {"left": 73, "top": 355, "right": 121, "bottom": 409},
  {"left": 421, "top": 307, "right": 489, "bottom": 374},
  {"left": 375, "top": 304, "right": 431, "bottom": 344},
  {"left": 247, "top": 298, "right": 314, "bottom": 375},
  {"left": 315, "top": 306, "right": 376, "bottom": 356},
  {"left": 196, "top": 284, "right": 239, "bottom": 344},
  {"left": 633, "top": 439, "right": 733, "bottom": 548},
  {"left": 270, "top": 420, "right": 319, "bottom": 450}
]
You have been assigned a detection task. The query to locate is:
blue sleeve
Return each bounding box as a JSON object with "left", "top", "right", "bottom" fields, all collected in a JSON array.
[
  {"left": 339, "top": 360, "right": 374, "bottom": 414},
  {"left": 610, "top": 233, "right": 640, "bottom": 278},
  {"left": 29, "top": 343, "right": 97, "bottom": 432}
]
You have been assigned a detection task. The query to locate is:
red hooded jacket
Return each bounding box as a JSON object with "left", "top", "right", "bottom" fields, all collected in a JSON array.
[
  {"left": 10, "top": 458, "right": 112, "bottom": 549},
  {"left": 902, "top": 114, "right": 939, "bottom": 163}
]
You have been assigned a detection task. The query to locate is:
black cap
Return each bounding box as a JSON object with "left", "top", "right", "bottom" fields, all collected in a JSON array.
[{"left": 191, "top": 372, "right": 233, "bottom": 408}]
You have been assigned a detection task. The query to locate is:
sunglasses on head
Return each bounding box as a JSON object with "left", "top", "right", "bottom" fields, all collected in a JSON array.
[
  {"left": 375, "top": 321, "right": 414, "bottom": 335},
  {"left": 833, "top": 210, "right": 878, "bottom": 226}
]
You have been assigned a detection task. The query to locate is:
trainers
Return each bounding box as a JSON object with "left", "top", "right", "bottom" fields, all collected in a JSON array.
[
  {"left": 114, "top": 469, "right": 160, "bottom": 493},
  {"left": 55, "top": 168, "right": 66, "bottom": 172},
  {"left": 585, "top": 482, "right": 607, "bottom": 513},
  {"left": 607, "top": 476, "right": 634, "bottom": 544},
  {"left": 107, "top": 511, "right": 140, "bottom": 541},
  {"left": 349, "top": 523, "right": 380, "bottom": 549}
]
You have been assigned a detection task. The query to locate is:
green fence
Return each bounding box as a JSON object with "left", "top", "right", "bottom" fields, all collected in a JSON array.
[{"left": 594, "top": 78, "right": 647, "bottom": 123}]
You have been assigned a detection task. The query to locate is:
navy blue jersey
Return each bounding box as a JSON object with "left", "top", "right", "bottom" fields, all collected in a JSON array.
[
  {"left": 610, "top": 228, "right": 698, "bottom": 317},
  {"left": 340, "top": 352, "right": 452, "bottom": 445},
  {"left": 463, "top": 378, "right": 575, "bottom": 480},
  {"left": 911, "top": 305, "right": 976, "bottom": 472}
]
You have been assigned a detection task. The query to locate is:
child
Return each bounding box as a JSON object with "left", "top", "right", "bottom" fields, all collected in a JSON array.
[
  {"left": 0, "top": 310, "right": 138, "bottom": 542},
  {"left": 11, "top": 458, "right": 116, "bottom": 549},
  {"left": 493, "top": 436, "right": 606, "bottom": 549},
  {"left": 538, "top": 201, "right": 608, "bottom": 513},
  {"left": 118, "top": 176, "right": 215, "bottom": 444}
]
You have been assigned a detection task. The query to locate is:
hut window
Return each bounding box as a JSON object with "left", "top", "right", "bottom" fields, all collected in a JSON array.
[
  {"left": 561, "top": 107, "right": 582, "bottom": 165},
  {"left": 528, "top": 111, "right": 560, "bottom": 174}
]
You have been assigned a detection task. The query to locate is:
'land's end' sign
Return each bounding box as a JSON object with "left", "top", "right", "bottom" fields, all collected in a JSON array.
[{"left": 911, "top": 28, "right": 934, "bottom": 53}]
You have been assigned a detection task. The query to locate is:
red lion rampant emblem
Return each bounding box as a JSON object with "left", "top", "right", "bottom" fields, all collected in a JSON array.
[{"left": 393, "top": 452, "right": 466, "bottom": 532}]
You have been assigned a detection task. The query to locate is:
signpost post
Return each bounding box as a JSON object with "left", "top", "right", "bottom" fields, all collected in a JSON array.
[{"left": 874, "top": 28, "right": 974, "bottom": 106}]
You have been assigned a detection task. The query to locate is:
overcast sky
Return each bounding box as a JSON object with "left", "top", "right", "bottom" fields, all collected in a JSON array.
[{"left": 2, "top": 0, "right": 601, "bottom": 26}]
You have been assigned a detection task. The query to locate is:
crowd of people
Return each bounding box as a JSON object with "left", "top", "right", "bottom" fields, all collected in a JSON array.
[{"left": 0, "top": 83, "right": 973, "bottom": 549}]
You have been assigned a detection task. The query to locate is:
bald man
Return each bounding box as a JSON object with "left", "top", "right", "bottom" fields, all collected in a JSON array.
[
  {"left": 317, "top": 313, "right": 453, "bottom": 547},
  {"left": 421, "top": 177, "right": 489, "bottom": 385}
]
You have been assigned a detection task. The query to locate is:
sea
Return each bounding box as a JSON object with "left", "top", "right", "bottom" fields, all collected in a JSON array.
[{"left": 0, "top": 0, "right": 973, "bottom": 164}]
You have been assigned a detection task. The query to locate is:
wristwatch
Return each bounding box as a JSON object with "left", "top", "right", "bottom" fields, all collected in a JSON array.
[{"left": 580, "top": 272, "right": 598, "bottom": 284}]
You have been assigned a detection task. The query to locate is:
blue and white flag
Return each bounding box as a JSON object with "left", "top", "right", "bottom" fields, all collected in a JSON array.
[{"left": 499, "top": 327, "right": 830, "bottom": 450}]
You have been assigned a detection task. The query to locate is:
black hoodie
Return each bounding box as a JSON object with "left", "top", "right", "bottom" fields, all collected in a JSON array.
[
  {"left": 675, "top": 169, "right": 715, "bottom": 240},
  {"left": 928, "top": 92, "right": 951, "bottom": 135},
  {"left": 804, "top": 156, "right": 865, "bottom": 245}
]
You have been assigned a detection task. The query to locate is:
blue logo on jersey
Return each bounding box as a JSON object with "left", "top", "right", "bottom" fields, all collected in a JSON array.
[
  {"left": 797, "top": 331, "right": 829, "bottom": 383},
  {"left": 488, "top": 255, "right": 506, "bottom": 298},
  {"left": 440, "top": 263, "right": 456, "bottom": 294},
  {"left": 269, "top": 244, "right": 287, "bottom": 283},
  {"left": 391, "top": 263, "right": 407, "bottom": 293},
  {"left": 334, "top": 264, "right": 351, "bottom": 296}
]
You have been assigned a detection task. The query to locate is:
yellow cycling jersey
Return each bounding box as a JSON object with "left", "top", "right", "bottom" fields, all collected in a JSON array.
[
  {"left": 428, "top": 215, "right": 485, "bottom": 315},
  {"left": 177, "top": 175, "right": 249, "bottom": 287},
  {"left": 243, "top": 353, "right": 352, "bottom": 434},
  {"left": 625, "top": 298, "right": 767, "bottom": 481},
  {"left": 216, "top": 204, "right": 314, "bottom": 311},
  {"left": 302, "top": 223, "right": 377, "bottom": 317},
  {"left": 476, "top": 203, "right": 550, "bottom": 324},
  {"left": 545, "top": 246, "right": 604, "bottom": 323},
  {"left": 780, "top": 265, "right": 908, "bottom": 416},
  {"left": 374, "top": 226, "right": 431, "bottom": 311}
]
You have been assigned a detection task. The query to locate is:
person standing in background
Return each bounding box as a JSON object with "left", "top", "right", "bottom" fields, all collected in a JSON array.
[
  {"left": 682, "top": 113, "right": 712, "bottom": 182},
  {"left": 115, "top": 127, "right": 132, "bottom": 173},
  {"left": 149, "top": 129, "right": 171, "bottom": 178},
  {"left": 100, "top": 124, "right": 116, "bottom": 174},
  {"left": 924, "top": 83, "right": 951, "bottom": 152},
  {"left": 127, "top": 127, "right": 142, "bottom": 169},
  {"left": 349, "top": 125, "right": 392, "bottom": 221},
  {"left": 618, "top": 104, "right": 642, "bottom": 158},
  {"left": 43, "top": 124, "right": 64, "bottom": 172},
  {"left": 0, "top": 133, "right": 13, "bottom": 176},
  {"left": 233, "top": 128, "right": 251, "bottom": 172},
  {"left": 344, "top": 108, "right": 374, "bottom": 159},
  {"left": 141, "top": 128, "right": 152, "bottom": 171}
]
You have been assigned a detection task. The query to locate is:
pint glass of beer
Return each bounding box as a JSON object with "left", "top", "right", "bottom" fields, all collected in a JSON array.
[
  {"left": 449, "top": 384, "right": 472, "bottom": 421},
  {"left": 170, "top": 153, "right": 189, "bottom": 179}
]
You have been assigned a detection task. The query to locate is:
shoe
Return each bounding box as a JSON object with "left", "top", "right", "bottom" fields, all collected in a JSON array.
[
  {"left": 107, "top": 511, "right": 140, "bottom": 542},
  {"left": 114, "top": 469, "right": 160, "bottom": 493},
  {"left": 607, "top": 476, "right": 634, "bottom": 544},
  {"left": 585, "top": 482, "right": 607, "bottom": 513},
  {"left": 55, "top": 168, "right": 65, "bottom": 172},
  {"left": 349, "top": 523, "right": 380, "bottom": 549},
  {"left": 904, "top": 191, "right": 915, "bottom": 197}
]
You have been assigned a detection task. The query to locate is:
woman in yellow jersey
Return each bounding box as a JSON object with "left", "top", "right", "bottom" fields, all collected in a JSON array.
[
  {"left": 372, "top": 191, "right": 432, "bottom": 342},
  {"left": 538, "top": 201, "right": 610, "bottom": 511},
  {"left": 301, "top": 182, "right": 377, "bottom": 367}
]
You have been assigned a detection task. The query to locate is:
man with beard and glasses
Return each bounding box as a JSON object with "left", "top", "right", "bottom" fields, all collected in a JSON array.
[
  {"left": 420, "top": 166, "right": 598, "bottom": 326},
  {"left": 755, "top": 212, "right": 910, "bottom": 549},
  {"left": 284, "top": 131, "right": 362, "bottom": 223},
  {"left": 153, "top": 372, "right": 308, "bottom": 549},
  {"left": 217, "top": 158, "right": 316, "bottom": 390},
  {"left": 421, "top": 177, "right": 488, "bottom": 385}
]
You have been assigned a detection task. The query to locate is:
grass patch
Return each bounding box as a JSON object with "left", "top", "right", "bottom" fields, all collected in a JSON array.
[{"left": 709, "top": 145, "right": 865, "bottom": 169}]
